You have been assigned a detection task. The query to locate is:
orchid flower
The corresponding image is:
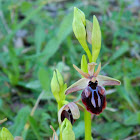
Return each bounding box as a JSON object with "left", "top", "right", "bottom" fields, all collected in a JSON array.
[
  {"left": 65, "top": 62, "right": 121, "bottom": 114},
  {"left": 58, "top": 102, "right": 80, "bottom": 125}
]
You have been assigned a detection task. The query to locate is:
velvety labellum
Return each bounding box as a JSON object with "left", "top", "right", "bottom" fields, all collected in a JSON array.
[
  {"left": 61, "top": 109, "right": 75, "bottom": 125},
  {"left": 81, "top": 81, "right": 106, "bottom": 114}
]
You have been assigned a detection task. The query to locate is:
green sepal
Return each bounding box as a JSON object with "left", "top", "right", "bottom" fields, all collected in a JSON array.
[
  {"left": 73, "top": 7, "right": 92, "bottom": 62},
  {"left": 92, "top": 15, "right": 101, "bottom": 62},
  {"left": 61, "top": 118, "right": 75, "bottom": 140},
  {"left": 0, "top": 127, "right": 14, "bottom": 140}
]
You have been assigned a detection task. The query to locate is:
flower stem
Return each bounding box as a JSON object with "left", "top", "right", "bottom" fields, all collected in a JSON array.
[
  {"left": 58, "top": 103, "right": 62, "bottom": 140},
  {"left": 84, "top": 110, "right": 92, "bottom": 140}
]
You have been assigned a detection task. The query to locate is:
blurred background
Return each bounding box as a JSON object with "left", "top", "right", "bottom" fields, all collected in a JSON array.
[{"left": 0, "top": 0, "right": 140, "bottom": 139}]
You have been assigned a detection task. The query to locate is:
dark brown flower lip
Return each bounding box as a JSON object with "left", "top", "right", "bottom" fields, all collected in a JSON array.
[
  {"left": 81, "top": 84, "right": 106, "bottom": 115},
  {"left": 61, "top": 109, "right": 75, "bottom": 125},
  {"left": 58, "top": 102, "right": 80, "bottom": 124},
  {"left": 88, "top": 80, "right": 98, "bottom": 89}
]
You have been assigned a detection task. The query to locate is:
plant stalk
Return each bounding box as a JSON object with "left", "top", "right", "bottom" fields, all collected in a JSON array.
[
  {"left": 58, "top": 103, "right": 62, "bottom": 140},
  {"left": 84, "top": 110, "right": 92, "bottom": 140}
]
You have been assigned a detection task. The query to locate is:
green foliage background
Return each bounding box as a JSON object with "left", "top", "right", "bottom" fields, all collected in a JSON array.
[{"left": 0, "top": 0, "right": 140, "bottom": 139}]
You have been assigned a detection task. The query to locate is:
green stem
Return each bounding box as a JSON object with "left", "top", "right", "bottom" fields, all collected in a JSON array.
[
  {"left": 58, "top": 103, "right": 62, "bottom": 140},
  {"left": 84, "top": 110, "right": 92, "bottom": 140}
]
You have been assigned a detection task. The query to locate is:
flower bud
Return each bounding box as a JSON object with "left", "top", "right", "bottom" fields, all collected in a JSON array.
[
  {"left": 51, "top": 69, "right": 66, "bottom": 103},
  {"left": 73, "top": 7, "right": 92, "bottom": 61},
  {"left": 61, "top": 118, "right": 75, "bottom": 140},
  {"left": 92, "top": 15, "right": 101, "bottom": 62},
  {"left": 73, "top": 7, "right": 86, "bottom": 45},
  {"left": 0, "top": 127, "right": 14, "bottom": 140},
  {"left": 51, "top": 71, "right": 60, "bottom": 102},
  {"left": 56, "top": 69, "right": 64, "bottom": 87}
]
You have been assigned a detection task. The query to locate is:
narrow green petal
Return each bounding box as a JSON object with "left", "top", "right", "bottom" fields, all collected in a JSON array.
[{"left": 81, "top": 54, "right": 88, "bottom": 74}]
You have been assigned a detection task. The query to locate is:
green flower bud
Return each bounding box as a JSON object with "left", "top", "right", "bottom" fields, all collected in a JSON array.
[
  {"left": 73, "top": 7, "right": 92, "bottom": 62},
  {"left": 61, "top": 118, "right": 75, "bottom": 140},
  {"left": 51, "top": 71, "right": 60, "bottom": 102},
  {"left": 92, "top": 16, "right": 101, "bottom": 62},
  {"left": 56, "top": 69, "right": 64, "bottom": 87},
  {"left": 0, "top": 127, "right": 14, "bottom": 140},
  {"left": 73, "top": 7, "right": 86, "bottom": 44},
  {"left": 51, "top": 69, "right": 66, "bottom": 103}
]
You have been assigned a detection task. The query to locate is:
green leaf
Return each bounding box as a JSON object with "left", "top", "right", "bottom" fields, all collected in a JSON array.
[
  {"left": 109, "top": 42, "right": 129, "bottom": 63},
  {"left": 8, "top": 47, "right": 19, "bottom": 85},
  {"left": 117, "top": 87, "right": 136, "bottom": 111},
  {"left": 137, "top": 112, "right": 140, "bottom": 124},
  {"left": 92, "top": 15, "right": 101, "bottom": 62},
  {"left": 28, "top": 116, "right": 41, "bottom": 140},
  {"left": 10, "top": 106, "right": 30, "bottom": 136},
  {"left": 124, "top": 112, "right": 140, "bottom": 126},
  {"left": 26, "top": 80, "right": 41, "bottom": 90},
  {"left": 42, "top": 12, "right": 73, "bottom": 63},
  {"left": 34, "top": 26, "right": 46, "bottom": 54},
  {"left": 73, "top": 121, "right": 85, "bottom": 139},
  {"left": 124, "top": 76, "right": 139, "bottom": 105},
  {"left": 20, "top": 1, "right": 32, "bottom": 14},
  {"left": 38, "top": 68, "right": 50, "bottom": 91},
  {"left": 0, "top": 127, "right": 14, "bottom": 140},
  {"left": 0, "top": 1, "right": 47, "bottom": 48},
  {"left": 111, "top": 127, "right": 133, "bottom": 139},
  {"left": 95, "top": 122, "right": 133, "bottom": 139}
]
